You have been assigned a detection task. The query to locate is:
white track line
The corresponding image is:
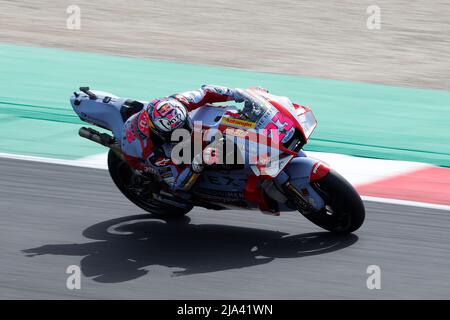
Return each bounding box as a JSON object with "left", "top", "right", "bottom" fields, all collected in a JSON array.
[
  {"left": 361, "top": 196, "right": 450, "bottom": 211},
  {"left": 0, "top": 152, "right": 107, "bottom": 169},
  {"left": 306, "top": 151, "right": 428, "bottom": 186},
  {"left": 0, "top": 152, "right": 448, "bottom": 211}
]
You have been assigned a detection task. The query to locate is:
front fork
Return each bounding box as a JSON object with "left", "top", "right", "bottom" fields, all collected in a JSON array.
[
  {"left": 271, "top": 170, "right": 315, "bottom": 214},
  {"left": 283, "top": 180, "right": 315, "bottom": 214},
  {"left": 271, "top": 157, "right": 330, "bottom": 213}
]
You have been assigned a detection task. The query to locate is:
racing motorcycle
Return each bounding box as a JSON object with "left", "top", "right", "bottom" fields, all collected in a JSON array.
[{"left": 70, "top": 86, "right": 365, "bottom": 233}]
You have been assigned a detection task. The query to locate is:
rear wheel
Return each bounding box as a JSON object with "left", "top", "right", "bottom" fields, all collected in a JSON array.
[
  {"left": 302, "top": 170, "right": 365, "bottom": 233},
  {"left": 107, "top": 149, "right": 191, "bottom": 218}
]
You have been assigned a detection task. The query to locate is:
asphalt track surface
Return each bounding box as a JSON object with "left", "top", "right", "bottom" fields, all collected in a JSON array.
[{"left": 1, "top": 157, "right": 450, "bottom": 299}]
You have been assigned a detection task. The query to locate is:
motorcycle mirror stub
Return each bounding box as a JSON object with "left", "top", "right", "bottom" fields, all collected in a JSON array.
[{"left": 79, "top": 86, "right": 97, "bottom": 100}]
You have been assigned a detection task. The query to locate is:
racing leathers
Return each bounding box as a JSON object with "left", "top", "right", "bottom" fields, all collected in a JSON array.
[{"left": 120, "top": 85, "right": 243, "bottom": 193}]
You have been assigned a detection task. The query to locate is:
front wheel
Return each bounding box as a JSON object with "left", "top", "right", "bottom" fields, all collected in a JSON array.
[
  {"left": 107, "top": 149, "right": 191, "bottom": 218},
  {"left": 303, "top": 170, "right": 365, "bottom": 233}
]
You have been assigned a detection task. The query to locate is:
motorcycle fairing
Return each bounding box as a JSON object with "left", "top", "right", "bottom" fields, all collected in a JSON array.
[
  {"left": 71, "top": 90, "right": 148, "bottom": 141},
  {"left": 71, "top": 88, "right": 328, "bottom": 214}
]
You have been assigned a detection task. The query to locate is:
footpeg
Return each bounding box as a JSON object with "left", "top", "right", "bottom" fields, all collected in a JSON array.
[{"left": 78, "top": 127, "right": 121, "bottom": 154}]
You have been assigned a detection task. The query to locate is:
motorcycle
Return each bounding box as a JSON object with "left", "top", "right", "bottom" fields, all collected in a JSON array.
[{"left": 70, "top": 86, "right": 365, "bottom": 233}]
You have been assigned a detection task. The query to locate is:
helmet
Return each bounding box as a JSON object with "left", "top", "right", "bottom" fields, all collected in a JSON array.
[{"left": 148, "top": 99, "right": 192, "bottom": 141}]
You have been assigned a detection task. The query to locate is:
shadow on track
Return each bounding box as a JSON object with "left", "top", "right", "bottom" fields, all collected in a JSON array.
[{"left": 23, "top": 214, "right": 358, "bottom": 283}]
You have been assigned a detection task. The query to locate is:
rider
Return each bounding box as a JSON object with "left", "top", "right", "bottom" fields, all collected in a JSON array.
[{"left": 121, "top": 85, "right": 245, "bottom": 193}]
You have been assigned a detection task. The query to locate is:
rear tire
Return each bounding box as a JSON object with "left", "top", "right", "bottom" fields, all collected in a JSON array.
[
  {"left": 107, "top": 149, "right": 191, "bottom": 218},
  {"left": 303, "top": 170, "right": 365, "bottom": 233}
]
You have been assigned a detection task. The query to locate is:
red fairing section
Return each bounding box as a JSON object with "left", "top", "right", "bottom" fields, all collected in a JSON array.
[
  {"left": 244, "top": 175, "right": 260, "bottom": 203},
  {"left": 268, "top": 99, "right": 308, "bottom": 142},
  {"left": 310, "top": 162, "right": 330, "bottom": 182},
  {"left": 244, "top": 175, "right": 280, "bottom": 215},
  {"left": 123, "top": 154, "right": 145, "bottom": 170},
  {"left": 293, "top": 103, "right": 311, "bottom": 113}
]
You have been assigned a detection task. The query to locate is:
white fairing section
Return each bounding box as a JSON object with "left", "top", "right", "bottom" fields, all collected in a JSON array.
[
  {"left": 70, "top": 90, "right": 148, "bottom": 141},
  {"left": 190, "top": 104, "right": 235, "bottom": 126}
]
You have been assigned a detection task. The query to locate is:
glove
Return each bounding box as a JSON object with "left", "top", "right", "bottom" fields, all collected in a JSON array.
[
  {"left": 191, "top": 151, "right": 204, "bottom": 173},
  {"left": 233, "top": 89, "right": 246, "bottom": 103}
]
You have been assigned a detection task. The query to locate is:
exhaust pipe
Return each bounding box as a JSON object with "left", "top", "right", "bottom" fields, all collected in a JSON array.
[{"left": 78, "top": 127, "right": 122, "bottom": 154}]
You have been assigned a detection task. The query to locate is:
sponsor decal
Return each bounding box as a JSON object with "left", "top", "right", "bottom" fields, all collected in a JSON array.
[
  {"left": 195, "top": 187, "right": 245, "bottom": 201},
  {"left": 157, "top": 102, "right": 175, "bottom": 117},
  {"left": 256, "top": 109, "right": 273, "bottom": 128},
  {"left": 124, "top": 114, "right": 139, "bottom": 143},
  {"left": 221, "top": 117, "right": 256, "bottom": 129},
  {"left": 310, "top": 161, "right": 330, "bottom": 182},
  {"left": 137, "top": 111, "right": 150, "bottom": 137},
  {"left": 264, "top": 112, "right": 295, "bottom": 143},
  {"left": 154, "top": 157, "right": 172, "bottom": 167},
  {"left": 281, "top": 127, "right": 295, "bottom": 143},
  {"left": 224, "top": 128, "right": 248, "bottom": 138},
  {"left": 168, "top": 112, "right": 183, "bottom": 128},
  {"left": 225, "top": 111, "right": 241, "bottom": 118},
  {"left": 203, "top": 175, "right": 247, "bottom": 187},
  {"left": 126, "top": 115, "right": 146, "bottom": 143},
  {"left": 125, "top": 123, "right": 135, "bottom": 143}
]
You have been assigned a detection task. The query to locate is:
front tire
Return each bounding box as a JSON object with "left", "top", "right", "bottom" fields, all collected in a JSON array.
[
  {"left": 107, "top": 149, "right": 191, "bottom": 218},
  {"left": 303, "top": 170, "right": 365, "bottom": 233}
]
